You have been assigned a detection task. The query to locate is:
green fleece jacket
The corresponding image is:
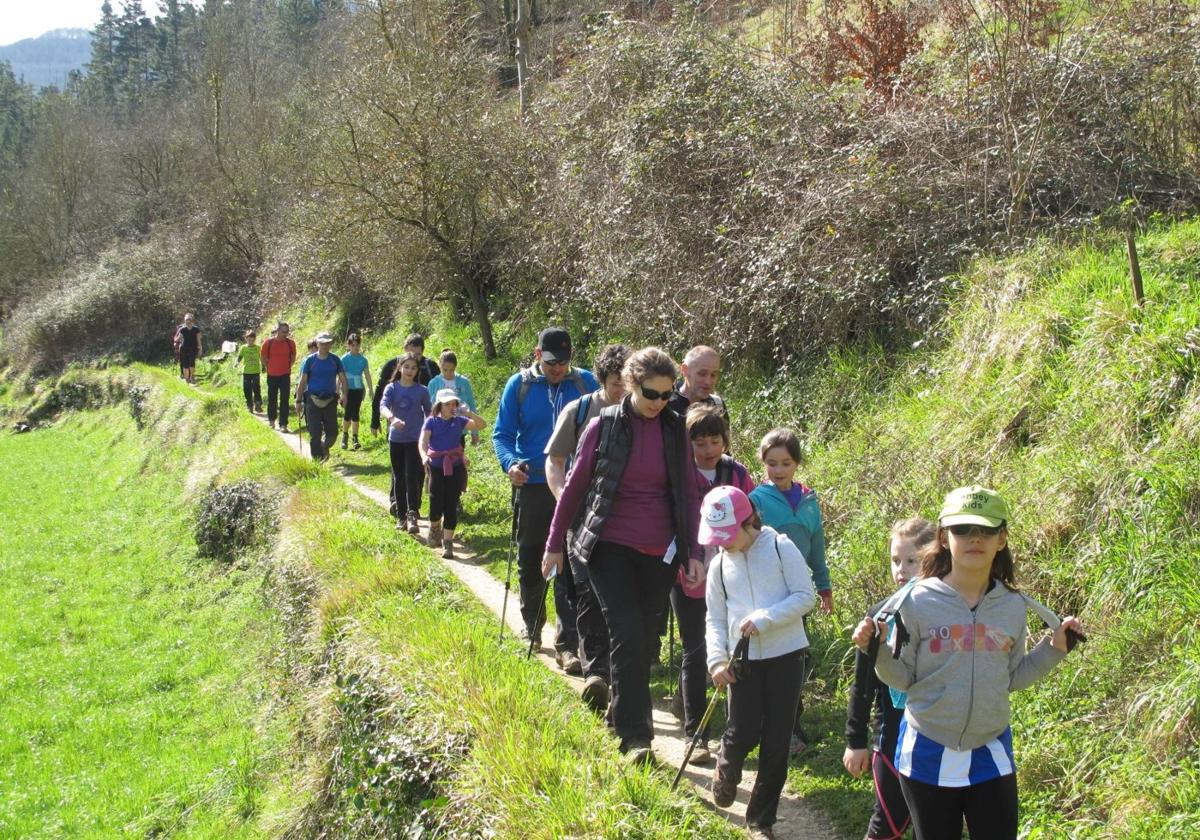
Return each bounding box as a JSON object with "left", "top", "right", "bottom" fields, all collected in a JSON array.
[{"left": 749, "top": 482, "right": 831, "bottom": 594}]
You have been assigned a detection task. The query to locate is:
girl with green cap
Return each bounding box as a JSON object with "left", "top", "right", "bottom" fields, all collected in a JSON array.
[{"left": 852, "top": 485, "right": 1085, "bottom": 840}]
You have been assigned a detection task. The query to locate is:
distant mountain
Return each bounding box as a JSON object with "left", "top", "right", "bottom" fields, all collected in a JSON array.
[{"left": 0, "top": 29, "right": 91, "bottom": 90}]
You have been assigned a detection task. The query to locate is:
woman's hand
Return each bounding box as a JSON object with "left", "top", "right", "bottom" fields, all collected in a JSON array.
[
  {"left": 684, "top": 556, "right": 706, "bottom": 589},
  {"left": 1051, "top": 616, "right": 1084, "bottom": 653},
  {"left": 842, "top": 747, "right": 870, "bottom": 778},
  {"left": 710, "top": 663, "right": 737, "bottom": 689},
  {"left": 739, "top": 617, "right": 760, "bottom": 637},
  {"left": 541, "top": 551, "right": 563, "bottom": 579}
]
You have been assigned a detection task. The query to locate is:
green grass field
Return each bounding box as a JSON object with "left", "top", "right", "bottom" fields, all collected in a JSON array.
[{"left": 0, "top": 408, "right": 294, "bottom": 838}]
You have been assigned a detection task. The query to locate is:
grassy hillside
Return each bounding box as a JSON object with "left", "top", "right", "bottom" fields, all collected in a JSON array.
[{"left": 244, "top": 219, "right": 1200, "bottom": 838}]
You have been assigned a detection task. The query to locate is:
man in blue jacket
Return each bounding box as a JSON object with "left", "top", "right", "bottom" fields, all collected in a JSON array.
[{"left": 493, "top": 327, "right": 598, "bottom": 668}]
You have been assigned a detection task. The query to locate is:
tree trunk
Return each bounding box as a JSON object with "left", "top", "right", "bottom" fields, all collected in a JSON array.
[
  {"left": 462, "top": 265, "right": 497, "bottom": 359},
  {"left": 514, "top": 0, "right": 532, "bottom": 118}
]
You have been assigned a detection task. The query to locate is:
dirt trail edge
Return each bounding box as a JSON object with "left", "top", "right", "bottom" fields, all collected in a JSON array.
[{"left": 268, "top": 423, "right": 840, "bottom": 840}]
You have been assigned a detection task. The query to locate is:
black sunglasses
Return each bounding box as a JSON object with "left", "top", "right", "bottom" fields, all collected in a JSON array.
[
  {"left": 639, "top": 384, "right": 673, "bottom": 402},
  {"left": 542, "top": 358, "right": 570, "bottom": 368},
  {"left": 946, "top": 523, "right": 1004, "bottom": 537}
]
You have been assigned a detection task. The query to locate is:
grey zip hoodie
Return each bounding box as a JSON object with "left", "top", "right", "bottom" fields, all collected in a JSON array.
[{"left": 874, "top": 577, "right": 1066, "bottom": 752}]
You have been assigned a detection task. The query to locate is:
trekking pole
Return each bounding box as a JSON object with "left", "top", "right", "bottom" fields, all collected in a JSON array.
[
  {"left": 668, "top": 607, "right": 677, "bottom": 698},
  {"left": 527, "top": 568, "right": 552, "bottom": 660},
  {"left": 499, "top": 462, "right": 528, "bottom": 644},
  {"left": 672, "top": 637, "right": 749, "bottom": 789}
]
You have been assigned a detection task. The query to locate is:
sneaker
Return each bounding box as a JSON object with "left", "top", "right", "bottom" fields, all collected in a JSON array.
[
  {"left": 555, "top": 650, "right": 583, "bottom": 676},
  {"left": 748, "top": 826, "right": 775, "bottom": 840},
  {"left": 789, "top": 732, "right": 808, "bottom": 757},
  {"left": 406, "top": 512, "right": 419, "bottom": 535},
  {"left": 622, "top": 740, "right": 655, "bottom": 767},
  {"left": 687, "top": 740, "right": 712, "bottom": 766},
  {"left": 711, "top": 766, "right": 737, "bottom": 807},
  {"left": 352, "top": 437, "right": 361, "bottom": 450},
  {"left": 340, "top": 435, "right": 348, "bottom": 450},
  {"left": 442, "top": 539, "right": 454, "bottom": 560},
  {"left": 580, "top": 675, "right": 609, "bottom": 713}
]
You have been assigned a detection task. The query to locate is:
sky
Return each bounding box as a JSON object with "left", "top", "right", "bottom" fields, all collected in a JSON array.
[{"left": 0, "top": 0, "right": 103, "bottom": 47}]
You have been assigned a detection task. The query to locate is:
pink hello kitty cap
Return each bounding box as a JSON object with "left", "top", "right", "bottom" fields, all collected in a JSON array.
[{"left": 698, "top": 485, "right": 754, "bottom": 548}]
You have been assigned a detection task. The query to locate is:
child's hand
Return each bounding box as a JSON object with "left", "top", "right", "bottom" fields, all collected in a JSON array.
[
  {"left": 819, "top": 590, "right": 834, "bottom": 614},
  {"left": 711, "top": 663, "right": 737, "bottom": 689},
  {"left": 684, "top": 557, "right": 706, "bottom": 589},
  {"left": 1051, "top": 616, "right": 1084, "bottom": 653},
  {"left": 739, "top": 618, "right": 760, "bottom": 637},
  {"left": 842, "top": 747, "right": 870, "bottom": 778},
  {"left": 852, "top": 617, "right": 887, "bottom": 651}
]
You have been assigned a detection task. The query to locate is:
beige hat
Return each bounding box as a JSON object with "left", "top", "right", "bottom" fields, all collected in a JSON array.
[{"left": 433, "top": 388, "right": 460, "bottom": 410}]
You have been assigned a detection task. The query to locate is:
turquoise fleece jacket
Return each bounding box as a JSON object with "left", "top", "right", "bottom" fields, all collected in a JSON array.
[{"left": 749, "top": 483, "right": 831, "bottom": 593}]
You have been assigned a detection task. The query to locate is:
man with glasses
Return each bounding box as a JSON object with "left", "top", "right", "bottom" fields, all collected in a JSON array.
[{"left": 493, "top": 327, "right": 598, "bottom": 667}]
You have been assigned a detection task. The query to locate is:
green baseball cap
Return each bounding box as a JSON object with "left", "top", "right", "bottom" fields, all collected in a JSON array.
[{"left": 938, "top": 485, "right": 1010, "bottom": 528}]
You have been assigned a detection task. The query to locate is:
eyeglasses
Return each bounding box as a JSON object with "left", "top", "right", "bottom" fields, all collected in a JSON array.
[
  {"left": 946, "top": 523, "right": 1003, "bottom": 537},
  {"left": 542, "top": 358, "right": 570, "bottom": 368},
  {"left": 639, "top": 384, "right": 673, "bottom": 402}
]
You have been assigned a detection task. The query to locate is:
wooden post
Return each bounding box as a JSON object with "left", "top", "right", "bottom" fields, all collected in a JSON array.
[{"left": 1126, "top": 231, "right": 1145, "bottom": 308}]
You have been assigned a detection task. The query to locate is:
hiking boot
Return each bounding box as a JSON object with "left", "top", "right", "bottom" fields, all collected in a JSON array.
[
  {"left": 427, "top": 523, "right": 443, "bottom": 548},
  {"left": 406, "top": 512, "right": 419, "bottom": 535},
  {"left": 747, "top": 826, "right": 775, "bottom": 840},
  {"left": 622, "top": 740, "right": 655, "bottom": 767},
  {"left": 790, "top": 728, "right": 810, "bottom": 756},
  {"left": 442, "top": 538, "right": 454, "bottom": 559},
  {"left": 580, "top": 675, "right": 609, "bottom": 713},
  {"left": 687, "top": 740, "right": 712, "bottom": 766},
  {"left": 556, "top": 650, "right": 583, "bottom": 676},
  {"left": 711, "top": 766, "right": 737, "bottom": 807},
  {"left": 340, "top": 434, "right": 348, "bottom": 449},
  {"left": 352, "top": 437, "right": 361, "bottom": 450}
]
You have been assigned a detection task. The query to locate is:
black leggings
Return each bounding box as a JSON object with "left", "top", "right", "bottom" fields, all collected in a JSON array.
[
  {"left": 899, "top": 772, "right": 1018, "bottom": 840},
  {"left": 388, "top": 440, "right": 424, "bottom": 517},
  {"left": 867, "top": 749, "right": 911, "bottom": 840},
  {"left": 428, "top": 463, "right": 465, "bottom": 530}
]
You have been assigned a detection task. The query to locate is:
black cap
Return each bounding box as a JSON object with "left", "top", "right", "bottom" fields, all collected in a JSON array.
[{"left": 538, "top": 327, "right": 572, "bottom": 363}]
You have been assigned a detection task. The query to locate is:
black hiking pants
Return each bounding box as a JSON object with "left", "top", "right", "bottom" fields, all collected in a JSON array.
[
  {"left": 304, "top": 396, "right": 338, "bottom": 461},
  {"left": 900, "top": 772, "right": 1017, "bottom": 840},
  {"left": 670, "top": 583, "right": 710, "bottom": 740},
  {"left": 267, "top": 374, "right": 291, "bottom": 428},
  {"left": 569, "top": 549, "right": 610, "bottom": 682},
  {"left": 242, "top": 373, "right": 262, "bottom": 411},
  {"left": 717, "top": 649, "right": 804, "bottom": 830},
  {"left": 516, "top": 483, "right": 578, "bottom": 654},
  {"left": 586, "top": 541, "right": 676, "bottom": 750}
]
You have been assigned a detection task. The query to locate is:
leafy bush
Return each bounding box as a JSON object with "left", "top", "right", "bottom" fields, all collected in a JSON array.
[{"left": 194, "top": 480, "right": 268, "bottom": 563}]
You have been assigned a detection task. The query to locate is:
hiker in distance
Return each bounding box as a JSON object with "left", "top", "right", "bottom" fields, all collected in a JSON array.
[
  {"left": 544, "top": 342, "right": 632, "bottom": 710},
  {"left": 493, "top": 327, "right": 599, "bottom": 671},
  {"left": 294, "top": 332, "right": 348, "bottom": 462},
  {"left": 542, "top": 347, "right": 702, "bottom": 766},
  {"left": 371, "top": 333, "right": 439, "bottom": 435},
  {"left": 340, "top": 332, "right": 373, "bottom": 450},
  {"left": 260, "top": 322, "right": 297, "bottom": 431},
  {"left": 175, "top": 313, "right": 202, "bottom": 385},
  {"left": 420, "top": 388, "right": 486, "bottom": 559},
  {"left": 237, "top": 329, "right": 264, "bottom": 414},
  {"left": 669, "top": 345, "right": 729, "bottom": 422}
]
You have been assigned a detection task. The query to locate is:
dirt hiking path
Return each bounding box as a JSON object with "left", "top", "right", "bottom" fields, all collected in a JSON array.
[{"left": 267, "top": 422, "right": 840, "bottom": 840}]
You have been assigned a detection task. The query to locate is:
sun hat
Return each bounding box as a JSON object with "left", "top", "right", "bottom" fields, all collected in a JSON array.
[
  {"left": 314, "top": 331, "right": 334, "bottom": 344},
  {"left": 938, "top": 485, "right": 1010, "bottom": 528},
  {"left": 698, "top": 486, "right": 754, "bottom": 548},
  {"left": 433, "top": 388, "right": 461, "bottom": 410}
]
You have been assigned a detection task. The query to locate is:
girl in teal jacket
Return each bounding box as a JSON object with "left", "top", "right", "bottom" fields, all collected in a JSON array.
[{"left": 749, "top": 428, "right": 832, "bottom": 613}]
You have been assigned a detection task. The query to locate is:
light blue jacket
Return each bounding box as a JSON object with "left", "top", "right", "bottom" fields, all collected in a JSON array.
[
  {"left": 428, "top": 373, "right": 477, "bottom": 412},
  {"left": 749, "top": 482, "right": 831, "bottom": 593}
]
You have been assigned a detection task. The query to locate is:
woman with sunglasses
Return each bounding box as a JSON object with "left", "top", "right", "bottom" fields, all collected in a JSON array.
[
  {"left": 542, "top": 347, "right": 703, "bottom": 766},
  {"left": 853, "top": 485, "right": 1084, "bottom": 840}
]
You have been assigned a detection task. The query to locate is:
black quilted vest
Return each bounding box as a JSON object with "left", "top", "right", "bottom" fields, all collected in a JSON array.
[{"left": 569, "top": 397, "right": 692, "bottom": 565}]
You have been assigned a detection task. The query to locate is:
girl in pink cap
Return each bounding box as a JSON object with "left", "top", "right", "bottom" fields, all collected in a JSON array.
[{"left": 702, "top": 485, "right": 817, "bottom": 839}]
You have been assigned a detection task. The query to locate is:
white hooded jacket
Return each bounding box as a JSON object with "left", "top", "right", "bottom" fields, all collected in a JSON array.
[{"left": 705, "top": 526, "right": 817, "bottom": 671}]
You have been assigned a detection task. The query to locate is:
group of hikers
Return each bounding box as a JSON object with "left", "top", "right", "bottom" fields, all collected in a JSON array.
[{"left": 174, "top": 315, "right": 1085, "bottom": 840}]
